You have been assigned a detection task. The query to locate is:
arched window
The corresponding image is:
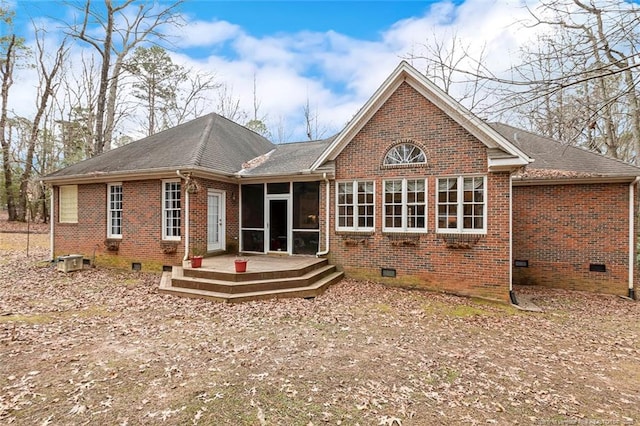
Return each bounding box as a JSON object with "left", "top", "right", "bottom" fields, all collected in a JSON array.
[{"left": 383, "top": 143, "right": 426, "bottom": 166}]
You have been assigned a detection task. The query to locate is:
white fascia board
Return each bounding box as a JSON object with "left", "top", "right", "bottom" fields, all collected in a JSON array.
[{"left": 488, "top": 157, "right": 531, "bottom": 172}]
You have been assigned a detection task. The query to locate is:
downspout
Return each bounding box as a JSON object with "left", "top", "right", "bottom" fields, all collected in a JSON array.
[
  {"left": 509, "top": 174, "right": 518, "bottom": 305},
  {"left": 50, "top": 185, "right": 54, "bottom": 261},
  {"left": 176, "top": 170, "right": 190, "bottom": 262},
  {"left": 628, "top": 177, "right": 640, "bottom": 299},
  {"left": 316, "top": 173, "right": 331, "bottom": 257}
]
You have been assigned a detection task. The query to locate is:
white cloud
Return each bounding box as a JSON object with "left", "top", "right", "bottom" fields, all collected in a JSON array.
[
  {"left": 170, "top": 19, "right": 242, "bottom": 48},
  {"left": 8, "top": 0, "right": 549, "bottom": 143}
]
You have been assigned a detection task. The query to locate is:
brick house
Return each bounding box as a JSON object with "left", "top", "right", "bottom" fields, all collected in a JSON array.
[{"left": 43, "top": 62, "right": 640, "bottom": 302}]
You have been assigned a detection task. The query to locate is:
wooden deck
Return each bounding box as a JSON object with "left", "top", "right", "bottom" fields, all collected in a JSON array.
[{"left": 159, "top": 254, "right": 343, "bottom": 303}]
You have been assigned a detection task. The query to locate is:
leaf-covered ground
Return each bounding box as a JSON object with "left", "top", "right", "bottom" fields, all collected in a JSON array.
[{"left": 1, "top": 219, "right": 639, "bottom": 425}]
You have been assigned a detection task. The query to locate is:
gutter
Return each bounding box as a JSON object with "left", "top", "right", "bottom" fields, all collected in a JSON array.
[
  {"left": 315, "top": 173, "right": 331, "bottom": 257},
  {"left": 50, "top": 185, "right": 54, "bottom": 261},
  {"left": 629, "top": 177, "right": 640, "bottom": 299},
  {"left": 176, "top": 170, "right": 190, "bottom": 262},
  {"left": 509, "top": 174, "right": 518, "bottom": 305}
]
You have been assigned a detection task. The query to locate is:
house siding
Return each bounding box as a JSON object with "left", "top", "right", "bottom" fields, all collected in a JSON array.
[
  {"left": 512, "top": 182, "right": 637, "bottom": 296},
  {"left": 327, "top": 82, "right": 512, "bottom": 302}
]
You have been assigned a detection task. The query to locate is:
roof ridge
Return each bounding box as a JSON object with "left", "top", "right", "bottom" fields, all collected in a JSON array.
[{"left": 193, "top": 114, "right": 217, "bottom": 166}]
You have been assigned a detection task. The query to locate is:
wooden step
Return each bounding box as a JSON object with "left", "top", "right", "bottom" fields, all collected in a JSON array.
[
  {"left": 172, "top": 264, "right": 337, "bottom": 294},
  {"left": 159, "top": 270, "right": 344, "bottom": 303}
]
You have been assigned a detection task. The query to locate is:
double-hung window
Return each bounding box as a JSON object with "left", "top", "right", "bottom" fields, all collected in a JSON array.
[
  {"left": 336, "top": 181, "right": 374, "bottom": 231},
  {"left": 437, "top": 176, "right": 486, "bottom": 233},
  {"left": 163, "top": 180, "right": 181, "bottom": 240},
  {"left": 107, "top": 183, "right": 123, "bottom": 238},
  {"left": 383, "top": 178, "right": 427, "bottom": 232}
]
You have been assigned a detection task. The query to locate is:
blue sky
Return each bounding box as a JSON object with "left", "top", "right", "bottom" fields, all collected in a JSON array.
[{"left": 8, "top": 0, "right": 535, "bottom": 142}]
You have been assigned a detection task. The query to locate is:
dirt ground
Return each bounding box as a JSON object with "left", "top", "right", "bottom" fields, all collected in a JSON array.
[{"left": 1, "top": 217, "right": 639, "bottom": 425}]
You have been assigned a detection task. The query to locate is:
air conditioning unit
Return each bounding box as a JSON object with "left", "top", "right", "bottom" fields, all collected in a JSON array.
[{"left": 57, "top": 255, "right": 84, "bottom": 273}]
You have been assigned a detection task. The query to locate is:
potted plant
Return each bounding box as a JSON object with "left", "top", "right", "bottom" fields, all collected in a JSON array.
[
  {"left": 190, "top": 248, "right": 206, "bottom": 268},
  {"left": 234, "top": 256, "right": 248, "bottom": 273}
]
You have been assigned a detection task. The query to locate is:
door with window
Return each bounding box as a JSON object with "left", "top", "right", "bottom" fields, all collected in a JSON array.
[
  {"left": 268, "top": 197, "right": 289, "bottom": 252},
  {"left": 207, "top": 190, "right": 225, "bottom": 251}
]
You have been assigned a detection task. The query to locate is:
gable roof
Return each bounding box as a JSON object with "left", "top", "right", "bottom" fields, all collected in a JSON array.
[
  {"left": 44, "top": 113, "right": 274, "bottom": 183},
  {"left": 309, "top": 61, "right": 533, "bottom": 172},
  {"left": 490, "top": 123, "right": 640, "bottom": 182}
]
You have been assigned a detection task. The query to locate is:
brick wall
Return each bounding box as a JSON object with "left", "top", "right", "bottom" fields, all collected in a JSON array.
[
  {"left": 53, "top": 177, "right": 240, "bottom": 271},
  {"left": 513, "top": 182, "right": 637, "bottom": 296},
  {"left": 327, "top": 81, "right": 512, "bottom": 302}
]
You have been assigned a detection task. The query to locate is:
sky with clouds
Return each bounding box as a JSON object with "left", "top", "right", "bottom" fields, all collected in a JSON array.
[{"left": 8, "top": 0, "right": 543, "bottom": 142}]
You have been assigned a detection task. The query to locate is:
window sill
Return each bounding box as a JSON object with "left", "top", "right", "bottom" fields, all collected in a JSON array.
[{"left": 335, "top": 230, "right": 375, "bottom": 236}]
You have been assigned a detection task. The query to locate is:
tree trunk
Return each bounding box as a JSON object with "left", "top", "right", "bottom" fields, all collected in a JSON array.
[{"left": 0, "top": 34, "right": 17, "bottom": 221}]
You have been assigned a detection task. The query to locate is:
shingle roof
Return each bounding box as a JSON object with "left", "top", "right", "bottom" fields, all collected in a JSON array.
[
  {"left": 490, "top": 122, "right": 640, "bottom": 180},
  {"left": 45, "top": 113, "right": 275, "bottom": 179},
  {"left": 239, "top": 137, "right": 336, "bottom": 177}
]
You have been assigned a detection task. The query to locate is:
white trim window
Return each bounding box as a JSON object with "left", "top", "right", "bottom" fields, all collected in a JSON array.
[
  {"left": 59, "top": 185, "right": 78, "bottom": 223},
  {"left": 107, "top": 183, "right": 123, "bottom": 238},
  {"left": 162, "top": 180, "right": 181, "bottom": 240},
  {"left": 336, "top": 180, "right": 374, "bottom": 231},
  {"left": 437, "top": 176, "right": 486, "bottom": 233},
  {"left": 383, "top": 143, "right": 426, "bottom": 165},
  {"left": 383, "top": 178, "right": 427, "bottom": 232}
]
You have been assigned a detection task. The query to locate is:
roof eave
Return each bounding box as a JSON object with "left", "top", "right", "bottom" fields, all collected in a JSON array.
[{"left": 42, "top": 166, "right": 237, "bottom": 185}]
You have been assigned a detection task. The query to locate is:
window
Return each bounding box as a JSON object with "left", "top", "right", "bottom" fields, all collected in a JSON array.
[
  {"left": 383, "top": 143, "right": 426, "bottom": 166},
  {"left": 163, "top": 180, "right": 181, "bottom": 240},
  {"left": 437, "top": 176, "right": 486, "bottom": 233},
  {"left": 59, "top": 185, "right": 78, "bottom": 223},
  {"left": 107, "top": 183, "right": 123, "bottom": 238},
  {"left": 383, "top": 178, "right": 427, "bottom": 232},
  {"left": 336, "top": 181, "right": 374, "bottom": 231}
]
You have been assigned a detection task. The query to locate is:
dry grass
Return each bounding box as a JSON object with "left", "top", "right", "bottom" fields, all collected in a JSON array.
[{"left": 1, "top": 218, "right": 639, "bottom": 425}]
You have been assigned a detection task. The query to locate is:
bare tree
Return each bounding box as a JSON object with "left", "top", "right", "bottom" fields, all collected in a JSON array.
[
  {"left": 409, "top": 0, "right": 640, "bottom": 163},
  {"left": 15, "top": 32, "right": 67, "bottom": 222},
  {"left": 215, "top": 83, "right": 246, "bottom": 123},
  {"left": 66, "top": 0, "right": 183, "bottom": 155},
  {"left": 0, "top": 33, "right": 18, "bottom": 220}
]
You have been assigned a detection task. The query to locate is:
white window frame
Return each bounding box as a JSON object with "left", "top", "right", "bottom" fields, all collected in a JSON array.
[
  {"left": 382, "top": 178, "right": 428, "bottom": 233},
  {"left": 107, "top": 183, "right": 123, "bottom": 239},
  {"left": 162, "top": 179, "right": 181, "bottom": 241},
  {"left": 335, "top": 180, "right": 375, "bottom": 232},
  {"left": 383, "top": 143, "right": 427, "bottom": 166},
  {"left": 436, "top": 175, "right": 487, "bottom": 234},
  {"left": 59, "top": 185, "right": 78, "bottom": 223}
]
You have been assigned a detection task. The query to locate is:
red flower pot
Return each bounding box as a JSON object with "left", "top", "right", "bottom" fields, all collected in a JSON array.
[
  {"left": 234, "top": 259, "right": 247, "bottom": 273},
  {"left": 191, "top": 256, "right": 203, "bottom": 268}
]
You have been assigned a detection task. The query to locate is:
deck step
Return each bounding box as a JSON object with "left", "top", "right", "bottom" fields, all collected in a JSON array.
[
  {"left": 160, "top": 270, "right": 344, "bottom": 303},
  {"left": 172, "top": 264, "right": 337, "bottom": 293}
]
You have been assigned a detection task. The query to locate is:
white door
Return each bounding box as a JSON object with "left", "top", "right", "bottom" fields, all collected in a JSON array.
[{"left": 207, "top": 190, "right": 225, "bottom": 251}]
